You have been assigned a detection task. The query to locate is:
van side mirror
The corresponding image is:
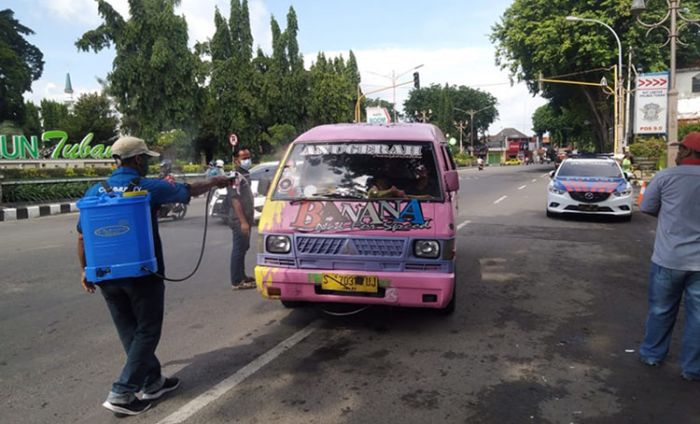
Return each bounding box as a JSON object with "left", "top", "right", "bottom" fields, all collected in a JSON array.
[
  {"left": 624, "top": 171, "right": 633, "bottom": 181},
  {"left": 548, "top": 170, "right": 555, "bottom": 179},
  {"left": 444, "top": 170, "right": 460, "bottom": 192}
]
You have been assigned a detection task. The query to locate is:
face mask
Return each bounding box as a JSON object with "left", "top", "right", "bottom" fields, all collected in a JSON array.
[
  {"left": 137, "top": 156, "right": 150, "bottom": 176},
  {"left": 240, "top": 159, "right": 252, "bottom": 170}
]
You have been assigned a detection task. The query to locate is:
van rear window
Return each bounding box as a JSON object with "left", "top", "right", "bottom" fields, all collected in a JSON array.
[{"left": 272, "top": 141, "right": 442, "bottom": 201}]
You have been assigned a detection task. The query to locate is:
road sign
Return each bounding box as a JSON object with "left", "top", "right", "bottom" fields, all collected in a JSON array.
[
  {"left": 228, "top": 133, "right": 238, "bottom": 148},
  {"left": 634, "top": 71, "right": 669, "bottom": 135},
  {"left": 366, "top": 107, "right": 391, "bottom": 124}
]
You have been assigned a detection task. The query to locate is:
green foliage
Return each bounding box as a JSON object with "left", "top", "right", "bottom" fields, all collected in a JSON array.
[
  {"left": 680, "top": 122, "right": 700, "bottom": 141},
  {"left": 629, "top": 136, "right": 666, "bottom": 160},
  {"left": 22, "top": 102, "right": 42, "bottom": 135},
  {"left": 39, "top": 100, "right": 69, "bottom": 131},
  {"left": 404, "top": 84, "right": 497, "bottom": 139},
  {"left": 490, "top": 0, "right": 700, "bottom": 150},
  {"left": 0, "top": 167, "right": 113, "bottom": 181},
  {"left": 452, "top": 151, "right": 475, "bottom": 167},
  {"left": 261, "top": 124, "right": 297, "bottom": 149},
  {"left": 181, "top": 163, "right": 203, "bottom": 173},
  {"left": 2, "top": 181, "right": 94, "bottom": 203},
  {"left": 76, "top": 0, "right": 198, "bottom": 142},
  {"left": 62, "top": 93, "right": 118, "bottom": 144},
  {"left": 156, "top": 129, "right": 194, "bottom": 161},
  {"left": 0, "top": 9, "right": 44, "bottom": 124}
]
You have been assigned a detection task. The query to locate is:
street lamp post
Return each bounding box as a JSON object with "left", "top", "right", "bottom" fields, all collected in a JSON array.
[
  {"left": 566, "top": 15, "right": 624, "bottom": 155},
  {"left": 631, "top": 0, "right": 700, "bottom": 167},
  {"left": 454, "top": 106, "right": 492, "bottom": 155},
  {"left": 366, "top": 64, "right": 424, "bottom": 122},
  {"left": 453, "top": 120, "right": 466, "bottom": 153}
]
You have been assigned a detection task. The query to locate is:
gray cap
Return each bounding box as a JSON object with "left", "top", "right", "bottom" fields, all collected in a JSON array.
[{"left": 111, "top": 136, "right": 160, "bottom": 159}]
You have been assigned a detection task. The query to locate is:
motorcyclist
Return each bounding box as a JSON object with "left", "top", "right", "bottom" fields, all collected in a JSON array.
[
  {"left": 207, "top": 159, "right": 225, "bottom": 178},
  {"left": 477, "top": 156, "right": 484, "bottom": 171}
]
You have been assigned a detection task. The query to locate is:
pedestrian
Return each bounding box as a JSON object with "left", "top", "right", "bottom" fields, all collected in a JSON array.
[
  {"left": 638, "top": 132, "right": 700, "bottom": 381},
  {"left": 229, "top": 147, "right": 256, "bottom": 290},
  {"left": 76, "top": 136, "right": 230, "bottom": 415}
]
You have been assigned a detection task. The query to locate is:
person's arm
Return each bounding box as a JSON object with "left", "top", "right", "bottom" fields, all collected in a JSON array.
[
  {"left": 640, "top": 176, "right": 661, "bottom": 217},
  {"left": 231, "top": 196, "right": 250, "bottom": 236},
  {"left": 189, "top": 176, "right": 229, "bottom": 197},
  {"left": 77, "top": 233, "right": 95, "bottom": 293}
]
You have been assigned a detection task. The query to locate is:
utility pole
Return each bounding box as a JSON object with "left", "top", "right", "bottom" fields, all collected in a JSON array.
[{"left": 454, "top": 120, "right": 467, "bottom": 153}]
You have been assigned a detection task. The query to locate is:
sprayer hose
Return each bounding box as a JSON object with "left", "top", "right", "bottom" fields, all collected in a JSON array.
[{"left": 143, "top": 188, "right": 214, "bottom": 282}]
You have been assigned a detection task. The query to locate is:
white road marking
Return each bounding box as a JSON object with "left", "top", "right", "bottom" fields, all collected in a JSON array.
[
  {"left": 494, "top": 195, "right": 507, "bottom": 204},
  {"left": 457, "top": 220, "right": 471, "bottom": 230},
  {"left": 518, "top": 185, "right": 527, "bottom": 190},
  {"left": 541, "top": 173, "right": 549, "bottom": 178},
  {"left": 156, "top": 321, "right": 321, "bottom": 424},
  {"left": 531, "top": 179, "right": 537, "bottom": 183}
]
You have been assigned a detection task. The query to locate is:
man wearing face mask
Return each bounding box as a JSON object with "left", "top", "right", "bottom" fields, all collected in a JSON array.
[
  {"left": 228, "top": 147, "right": 256, "bottom": 289},
  {"left": 76, "top": 136, "right": 230, "bottom": 415}
]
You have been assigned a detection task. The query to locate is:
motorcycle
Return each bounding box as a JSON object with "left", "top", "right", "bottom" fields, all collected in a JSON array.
[
  {"left": 157, "top": 162, "right": 188, "bottom": 220},
  {"left": 158, "top": 202, "right": 187, "bottom": 220}
]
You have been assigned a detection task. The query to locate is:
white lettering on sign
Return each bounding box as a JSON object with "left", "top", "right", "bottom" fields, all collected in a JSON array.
[{"left": 300, "top": 144, "right": 422, "bottom": 158}]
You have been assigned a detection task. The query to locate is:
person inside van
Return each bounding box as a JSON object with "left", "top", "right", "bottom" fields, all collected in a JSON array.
[
  {"left": 405, "top": 164, "right": 439, "bottom": 198},
  {"left": 368, "top": 176, "right": 405, "bottom": 199}
]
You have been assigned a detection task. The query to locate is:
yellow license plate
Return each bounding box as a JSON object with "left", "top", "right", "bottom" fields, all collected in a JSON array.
[{"left": 321, "top": 274, "right": 379, "bottom": 293}]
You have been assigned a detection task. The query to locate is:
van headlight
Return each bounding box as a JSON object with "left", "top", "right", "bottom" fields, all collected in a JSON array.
[
  {"left": 414, "top": 240, "right": 440, "bottom": 259},
  {"left": 266, "top": 235, "right": 291, "bottom": 253}
]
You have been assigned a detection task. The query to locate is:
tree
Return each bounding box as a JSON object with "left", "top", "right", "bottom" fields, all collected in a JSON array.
[
  {"left": 404, "top": 84, "right": 498, "bottom": 139},
  {"left": 63, "top": 93, "right": 119, "bottom": 144},
  {"left": 490, "top": 0, "right": 700, "bottom": 150},
  {"left": 156, "top": 128, "right": 193, "bottom": 161},
  {"left": 0, "top": 9, "right": 44, "bottom": 124},
  {"left": 76, "top": 0, "right": 198, "bottom": 142},
  {"left": 21, "top": 101, "right": 42, "bottom": 135},
  {"left": 39, "top": 100, "right": 69, "bottom": 131}
]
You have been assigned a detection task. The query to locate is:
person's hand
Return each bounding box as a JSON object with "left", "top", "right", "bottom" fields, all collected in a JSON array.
[
  {"left": 213, "top": 175, "right": 230, "bottom": 188},
  {"left": 81, "top": 271, "right": 95, "bottom": 294},
  {"left": 241, "top": 222, "right": 251, "bottom": 237}
]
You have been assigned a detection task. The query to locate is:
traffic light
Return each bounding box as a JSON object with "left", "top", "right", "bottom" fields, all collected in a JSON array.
[{"left": 413, "top": 72, "right": 420, "bottom": 89}]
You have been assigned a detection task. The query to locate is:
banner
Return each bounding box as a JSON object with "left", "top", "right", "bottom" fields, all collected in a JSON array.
[{"left": 634, "top": 71, "right": 669, "bottom": 135}]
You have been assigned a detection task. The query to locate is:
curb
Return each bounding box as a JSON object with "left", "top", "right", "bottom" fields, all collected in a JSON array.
[{"left": 0, "top": 202, "right": 77, "bottom": 222}]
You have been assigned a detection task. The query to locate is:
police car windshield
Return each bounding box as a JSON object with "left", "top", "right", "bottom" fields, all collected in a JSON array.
[
  {"left": 557, "top": 160, "right": 622, "bottom": 178},
  {"left": 271, "top": 141, "right": 442, "bottom": 201}
]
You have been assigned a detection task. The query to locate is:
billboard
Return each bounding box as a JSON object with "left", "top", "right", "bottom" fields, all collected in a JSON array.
[{"left": 634, "top": 71, "right": 669, "bottom": 135}]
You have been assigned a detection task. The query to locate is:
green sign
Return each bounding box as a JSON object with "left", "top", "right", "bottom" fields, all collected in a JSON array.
[{"left": 0, "top": 131, "right": 112, "bottom": 160}]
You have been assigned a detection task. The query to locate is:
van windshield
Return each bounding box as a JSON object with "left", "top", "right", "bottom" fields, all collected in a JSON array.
[{"left": 272, "top": 141, "right": 442, "bottom": 201}]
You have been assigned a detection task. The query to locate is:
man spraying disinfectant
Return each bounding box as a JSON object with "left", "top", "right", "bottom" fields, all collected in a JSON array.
[{"left": 76, "top": 136, "right": 229, "bottom": 416}]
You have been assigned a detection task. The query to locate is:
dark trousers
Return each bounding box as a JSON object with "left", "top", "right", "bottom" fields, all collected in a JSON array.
[
  {"left": 230, "top": 223, "right": 251, "bottom": 285},
  {"left": 99, "top": 277, "right": 164, "bottom": 401}
]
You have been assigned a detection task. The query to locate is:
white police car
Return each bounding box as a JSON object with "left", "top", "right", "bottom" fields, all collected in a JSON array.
[{"left": 546, "top": 156, "right": 633, "bottom": 220}]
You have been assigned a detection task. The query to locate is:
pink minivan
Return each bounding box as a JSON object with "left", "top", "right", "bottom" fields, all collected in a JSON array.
[{"left": 255, "top": 123, "right": 460, "bottom": 313}]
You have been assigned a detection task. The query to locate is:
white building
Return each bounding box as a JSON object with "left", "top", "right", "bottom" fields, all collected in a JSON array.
[{"left": 677, "top": 67, "right": 700, "bottom": 123}]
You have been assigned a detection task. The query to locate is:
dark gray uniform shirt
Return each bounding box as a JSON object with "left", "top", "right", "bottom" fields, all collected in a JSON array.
[
  {"left": 641, "top": 165, "right": 700, "bottom": 271},
  {"left": 227, "top": 168, "right": 255, "bottom": 228}
]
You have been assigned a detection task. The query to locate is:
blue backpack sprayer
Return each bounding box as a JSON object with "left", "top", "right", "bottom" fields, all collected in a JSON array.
[{"left": 77, "top": 174, "right": 236, "bottom": 283}]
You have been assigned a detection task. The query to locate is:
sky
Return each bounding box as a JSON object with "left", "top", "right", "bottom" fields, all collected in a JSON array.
[{"left": 7, "top": 0, "right": 547, "bottom": 135}]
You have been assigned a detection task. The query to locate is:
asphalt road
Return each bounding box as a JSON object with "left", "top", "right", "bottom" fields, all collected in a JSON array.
[{"left": 1, "top": 164, "right": 698, "bottom": 424}]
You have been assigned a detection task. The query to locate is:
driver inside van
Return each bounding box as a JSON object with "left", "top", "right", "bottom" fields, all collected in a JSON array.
[
  {"left": 405, "top": 164, "right": 439, "bottom": 198},
  {"left": 368, "top": 176, "right": 405, "bottom": 199}
]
